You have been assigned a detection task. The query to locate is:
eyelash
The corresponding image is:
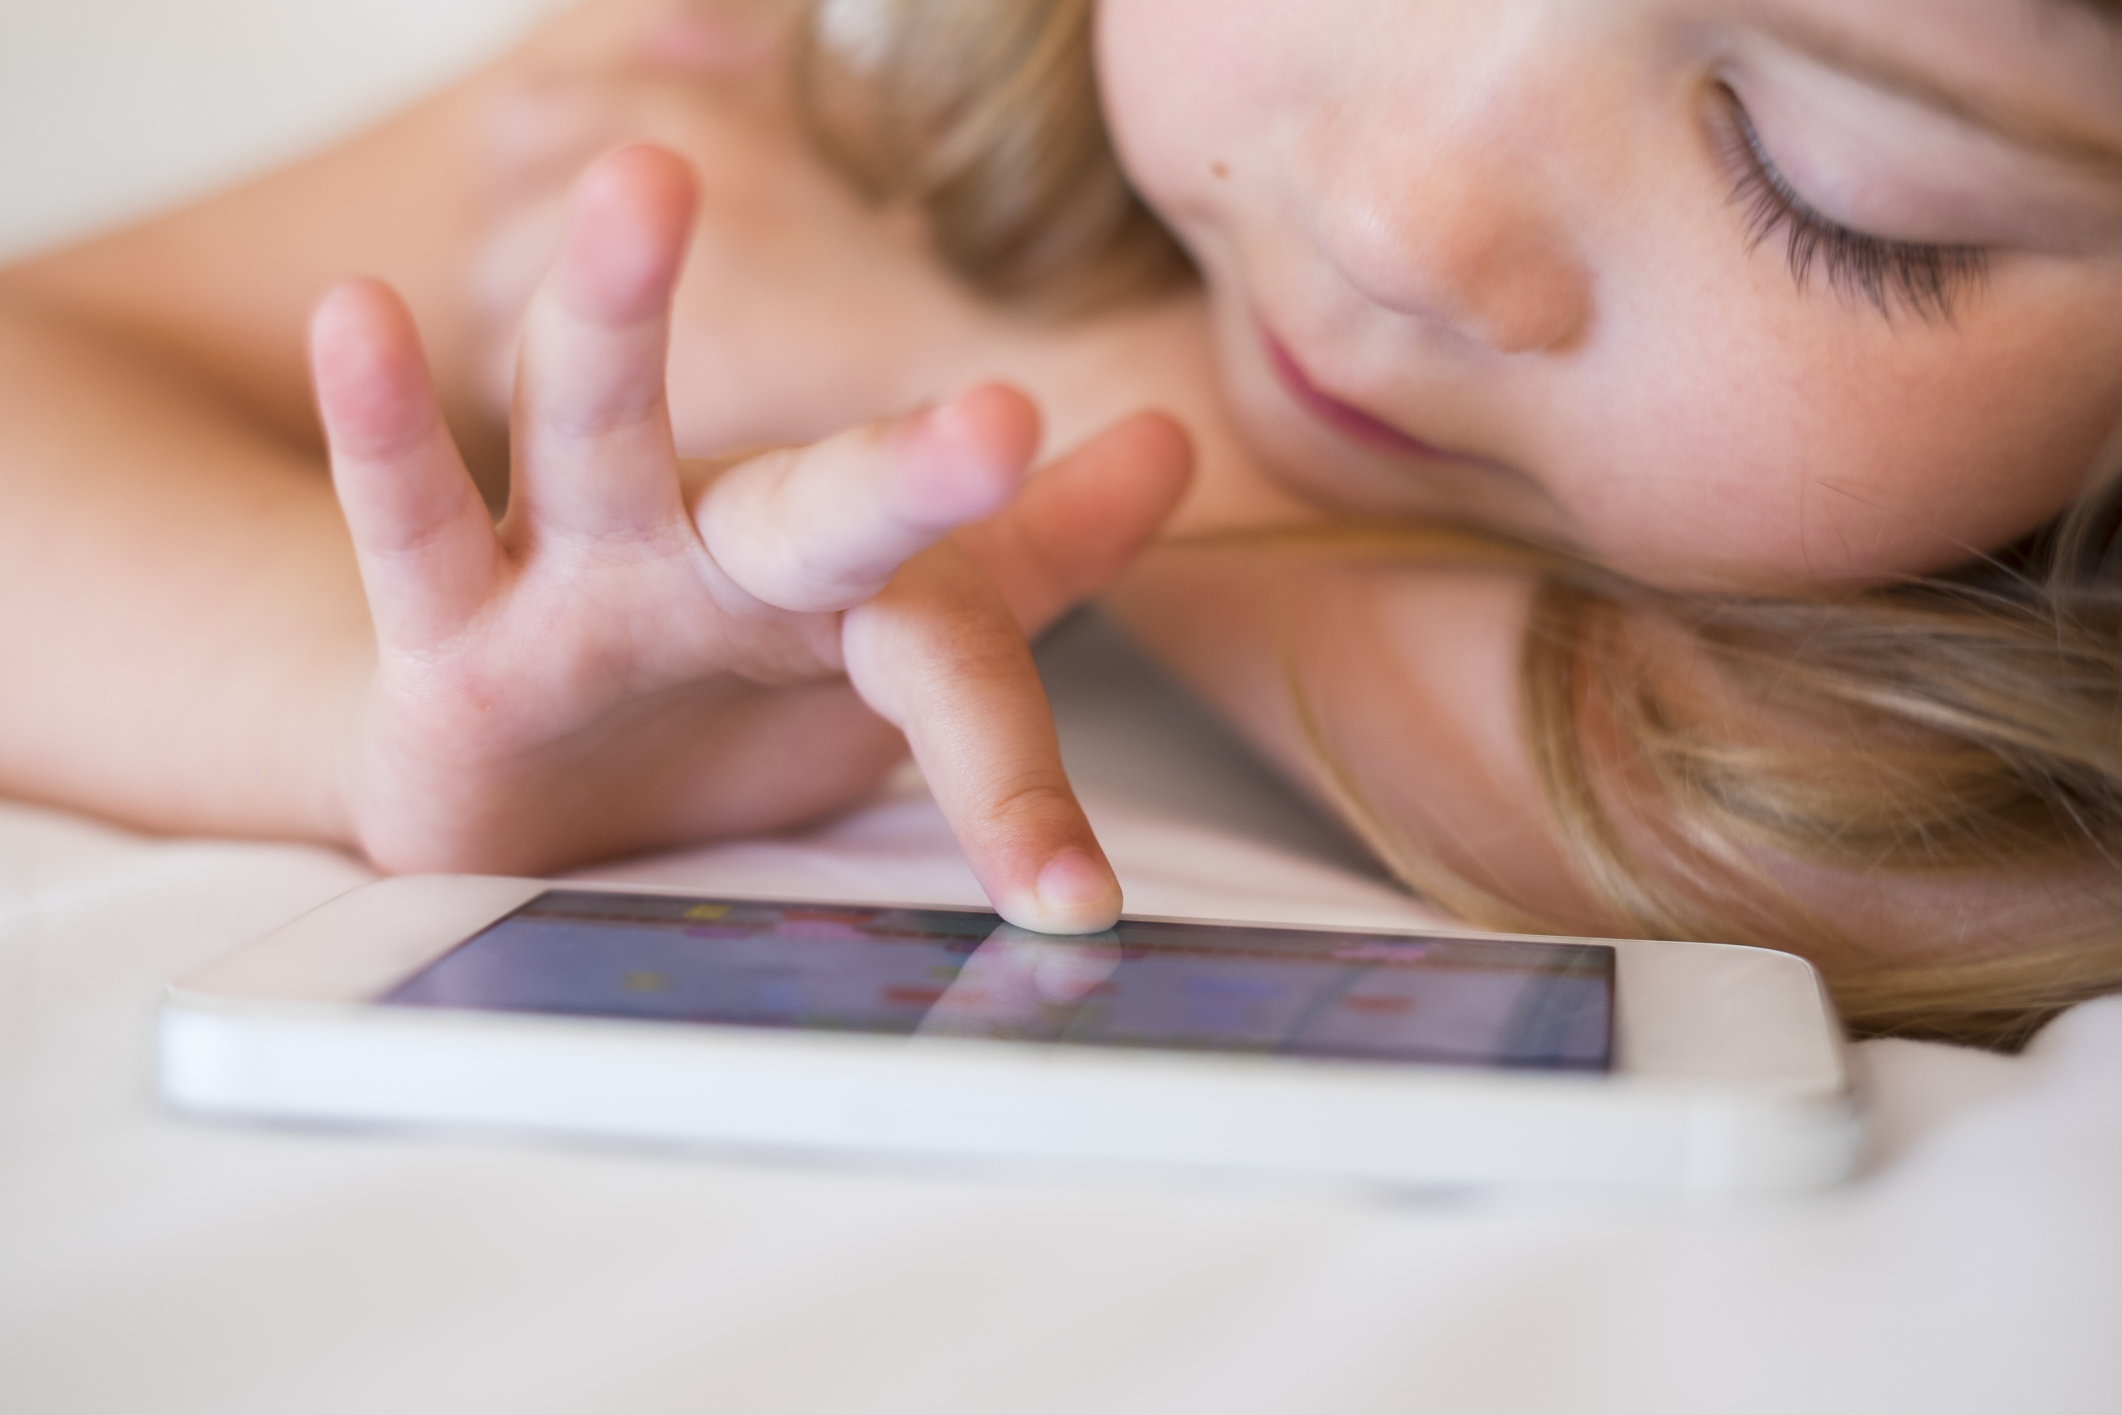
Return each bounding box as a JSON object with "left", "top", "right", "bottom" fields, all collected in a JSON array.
[{"left": 1716, "top": 87, "right": 1991, "bottom": 323}]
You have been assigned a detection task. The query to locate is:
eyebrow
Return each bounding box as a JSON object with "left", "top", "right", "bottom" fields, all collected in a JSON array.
[{"left": 1762, "top": 13, "right": 2122, "bottom": 177}]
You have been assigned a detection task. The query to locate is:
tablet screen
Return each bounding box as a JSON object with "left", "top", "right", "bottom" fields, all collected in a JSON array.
[{"left": 381, "top": 891, "right": 1612, "bottom": 1071}]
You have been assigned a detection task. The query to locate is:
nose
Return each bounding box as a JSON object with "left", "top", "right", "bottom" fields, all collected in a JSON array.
[{"left": 1301, "top": 86, "right": 1591, "bottom": 354}]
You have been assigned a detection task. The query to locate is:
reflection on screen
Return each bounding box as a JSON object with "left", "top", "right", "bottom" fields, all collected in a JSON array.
[{"left": 381, "top": 892, "right": 1612, "bottom": 1071}]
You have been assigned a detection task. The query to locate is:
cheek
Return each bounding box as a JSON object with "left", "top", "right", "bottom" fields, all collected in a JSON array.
[
  {"left": 1094, "top": 0, "right": 1196, "bottom": 207},
  {"left": 1094, "top": 0, "right": 1291, "bottom": 233},
  {"left": 1566, "top": 273, "right": 2122, "bottom": 590}
]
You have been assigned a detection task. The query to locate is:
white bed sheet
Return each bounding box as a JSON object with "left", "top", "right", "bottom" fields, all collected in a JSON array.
[
  {"left": 2, "top": 6, "right": 2118, "bottom": 1409},
  {"left": 4, "top": 616, "right": 2118, "bottom": 1415}
]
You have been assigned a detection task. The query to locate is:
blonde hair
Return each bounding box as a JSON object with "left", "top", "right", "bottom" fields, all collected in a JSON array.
[
  {"left": 792, "top": 0, "right": 2122, "bottom": 1049},
  {"left": 792, "top": 0, "right": 1190, "bottom": 313}
]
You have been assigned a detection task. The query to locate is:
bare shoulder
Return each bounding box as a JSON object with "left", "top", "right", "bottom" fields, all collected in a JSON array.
[{"left": 0, "top": 0, "right": 799, "bottom": 465}]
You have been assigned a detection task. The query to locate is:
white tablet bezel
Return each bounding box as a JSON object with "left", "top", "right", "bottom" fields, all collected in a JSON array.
[
  {"left": 169, "top": 873, "right": 1847, "bottom": 1090},
  {"left": 160, "top": 875, "right": 1857, "bottom": 1194}
]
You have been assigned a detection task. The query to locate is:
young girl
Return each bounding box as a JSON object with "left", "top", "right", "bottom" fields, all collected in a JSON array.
[{"left": 1, "top": 0, "right": 2117, "bottom": 1046}]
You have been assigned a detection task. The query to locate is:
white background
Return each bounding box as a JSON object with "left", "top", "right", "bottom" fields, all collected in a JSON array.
[{"left": 0, "top": 0, "right": 568, "bottom": 260}]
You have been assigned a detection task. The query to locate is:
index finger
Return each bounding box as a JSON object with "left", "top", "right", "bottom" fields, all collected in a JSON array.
[{"left": 841, "top": 542, "right": 1122, "bottom": 935}]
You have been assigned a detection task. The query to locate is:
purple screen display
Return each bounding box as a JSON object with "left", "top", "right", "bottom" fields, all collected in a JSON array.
[{"left": 383, "top": 892, "right": 1613, "bottom": 1071}]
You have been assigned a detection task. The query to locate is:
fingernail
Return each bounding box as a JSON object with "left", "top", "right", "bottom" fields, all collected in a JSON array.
[{"left": 1032, "top": 849, "right": 1122, "bottom": 935}]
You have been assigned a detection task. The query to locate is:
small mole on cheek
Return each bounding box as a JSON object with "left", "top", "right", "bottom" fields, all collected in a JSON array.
[{"left": 1211, "top": 161, "right": 1230, "bottom": 179}]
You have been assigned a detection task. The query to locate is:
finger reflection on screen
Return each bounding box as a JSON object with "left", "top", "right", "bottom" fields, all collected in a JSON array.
[{"left": 916, "top": 924, "right": 1123, "bottom": 1041}]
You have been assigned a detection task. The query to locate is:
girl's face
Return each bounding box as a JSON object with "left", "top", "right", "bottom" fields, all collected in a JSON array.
[{"left": 1096, "top": 0, "right": 2122, "bottom": 592}]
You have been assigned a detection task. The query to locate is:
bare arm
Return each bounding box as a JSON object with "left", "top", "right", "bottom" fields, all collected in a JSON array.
[
  {"left": 0, "top": 35, "right": 525, "bottom": 835},
  {"left": 0, "top": 295, "right": 367, "bottom": 837}
]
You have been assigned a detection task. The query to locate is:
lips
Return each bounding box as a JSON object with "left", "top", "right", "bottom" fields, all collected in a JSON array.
[{"left": 1263, "top": 330, "right": 1447, "bottom": 460}]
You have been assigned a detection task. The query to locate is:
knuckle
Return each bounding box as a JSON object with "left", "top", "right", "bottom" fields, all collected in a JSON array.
[{"left": 976, "top": 774, "right": 1078, "bottom": 837}]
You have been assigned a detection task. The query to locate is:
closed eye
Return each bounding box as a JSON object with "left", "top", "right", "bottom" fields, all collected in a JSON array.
[{"left": 1714, "top": 84, "right": 1992, "bottom": 323}]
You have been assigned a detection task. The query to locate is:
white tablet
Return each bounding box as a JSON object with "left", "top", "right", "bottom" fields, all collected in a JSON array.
[{"left": 159, "top": 876, "right": 1856, "bottom": 1195}]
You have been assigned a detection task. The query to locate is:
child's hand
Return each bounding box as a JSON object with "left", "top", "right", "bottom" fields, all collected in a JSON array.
[{"left": 310, "top": 146, "right": 1190, "bottom": 932}]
